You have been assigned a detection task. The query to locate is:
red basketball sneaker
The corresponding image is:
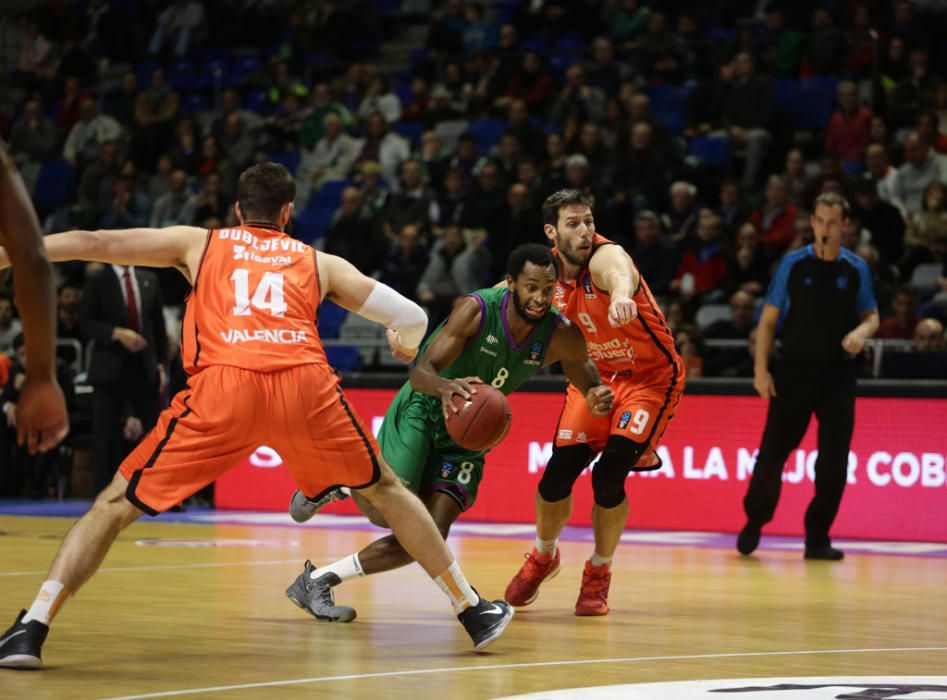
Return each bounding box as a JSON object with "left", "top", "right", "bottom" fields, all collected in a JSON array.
[
  {"left": 504, "top": 548, "right": 561, "bottom": 607},
  {"left": 575, "top": 560, "right": 611, "bottom": 616}
]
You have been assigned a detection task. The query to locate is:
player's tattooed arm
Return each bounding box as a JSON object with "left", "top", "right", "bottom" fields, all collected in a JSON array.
[
  {"left": 409, "top": 295, "right": 484, "bottom": 420},
  {"left": 588, "top": 243, "right": 640, "bottom": 327},
  {"left": 547, "top": 319, "right": 614, "bottom": 416}
]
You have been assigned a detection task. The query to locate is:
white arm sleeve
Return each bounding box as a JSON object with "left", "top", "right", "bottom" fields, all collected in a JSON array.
[{"left": 357, "top": 282, "right": 428, "bottom": 350}]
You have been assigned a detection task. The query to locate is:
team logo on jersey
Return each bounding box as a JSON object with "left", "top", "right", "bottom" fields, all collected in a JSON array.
[
  {"left": 618, "top": 410, "right": 632, "bottom": 429},
  {"left": 486, "top": 334, "right": 499, "bottom": 345},
  {"left": 479, "top": 346, "right": 499, "bottom": 357},
  {"left": 233, "top": 245, "right": 251, "bottom": 261},
  {"left": 837, "top": 275, "right": 848, "bottom": 289},
  {"left": 524, "top": 341, "right": 544, "bottom": 365},
  {"left": 558, "top": 429, "right": 573, "bottom": 440},
  {"left": 583, "top": 275, "right": 596, "bottom": 298},
  {"left": 577, "top": 431, "right": 587, "bottom": 442},
  {"left": 440, "top": 462, "right": 454, "bottom": 478}
]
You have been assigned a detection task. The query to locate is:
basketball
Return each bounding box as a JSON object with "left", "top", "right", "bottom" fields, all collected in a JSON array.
[{"left": 445, "top": 385, "right": 512, "bottom": 452}]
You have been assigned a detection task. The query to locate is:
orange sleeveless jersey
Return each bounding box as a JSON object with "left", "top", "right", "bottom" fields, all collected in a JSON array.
[
  {"left": 181, "top": 224, "right": 329, "bottom": 374},
  {"left": 553, "top": 234, "right": 682, "bottom": 380}
]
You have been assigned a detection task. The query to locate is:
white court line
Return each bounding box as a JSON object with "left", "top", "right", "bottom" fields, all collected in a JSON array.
[
  {"left": 0, "top": 559, "right": 299, "bottom": 578},
  {"left": 102, "top": 647, "right": 947, "bottom": 700}
]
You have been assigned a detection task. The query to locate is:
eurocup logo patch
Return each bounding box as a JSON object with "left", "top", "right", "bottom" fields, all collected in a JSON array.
[
  {"left": 618, "top": 411, "right": 632, "bottom": 429},
  {"left": 526, "top": 341, "right": 544, "bottom": 364},
  {"left": 441, "top": 462, "right": 454, "bottom": 478},
  {"left": 583, "top": 274, "right": 596, "bottom": 298}
]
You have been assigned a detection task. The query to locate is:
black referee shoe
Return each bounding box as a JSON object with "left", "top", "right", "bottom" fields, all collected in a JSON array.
[
  {"left": 736, "top": 523, "right": 761, "bottom": 555},
  {"left": 0, "top": 610, "right": 48, "bottom": 669},
  {"left": 458, "top": 593, "right": 514, "bottom": 651},
  {"left": 804, "top": 544, "right": 845, "bottom": 561}
]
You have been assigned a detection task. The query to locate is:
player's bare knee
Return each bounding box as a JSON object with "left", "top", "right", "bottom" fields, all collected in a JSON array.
[{"left": 538, "top": 444, "right": 592, "bottom": 502}]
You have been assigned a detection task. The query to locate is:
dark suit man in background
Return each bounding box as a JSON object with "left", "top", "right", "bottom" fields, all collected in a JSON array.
[{"left": 80, "top": 263, "right": 167, "bottom": 492}]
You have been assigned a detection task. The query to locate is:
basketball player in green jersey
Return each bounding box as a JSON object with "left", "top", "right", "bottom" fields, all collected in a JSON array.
[{"left": 286, "top": 243, "right": 614, "bottom": 622}]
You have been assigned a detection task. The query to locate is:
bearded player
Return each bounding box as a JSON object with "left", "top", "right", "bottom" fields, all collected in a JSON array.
[{"left": 505, "top": 189, "right": 685, "bottom": 616}]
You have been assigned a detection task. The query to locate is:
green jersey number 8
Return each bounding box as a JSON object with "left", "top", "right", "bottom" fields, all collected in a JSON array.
[{"left": 491, "top": 367, "right": 509, "bottom": 388}]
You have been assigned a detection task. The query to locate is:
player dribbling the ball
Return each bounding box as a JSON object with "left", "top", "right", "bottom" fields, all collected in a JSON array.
[{"left": 285, "top": 244, "right": 613, "bottom": 623}]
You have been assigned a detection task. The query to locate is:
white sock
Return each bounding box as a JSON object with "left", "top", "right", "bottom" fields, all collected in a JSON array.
[
  {"left": 312, "top": 554, "right": 364, "bottom": 583},
  {"left": 535, "top": 536, "right": 558, "bottom": 556},
  {"left": 433, "top": 560, "right": 480, "bottom": 614},
  {"left": 590, "top": 552, "right": 612, "bottom": 568},
  {"left": 340, "top": 487, "right": 351, "bottom": 496},
  {"left": 22, "top": 580, "right": 68, "bottom": 625}
]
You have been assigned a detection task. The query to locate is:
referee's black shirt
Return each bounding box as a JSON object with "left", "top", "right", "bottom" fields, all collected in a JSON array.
[{"left": 765, "top": 245, "right": 877, "bottom": 363}]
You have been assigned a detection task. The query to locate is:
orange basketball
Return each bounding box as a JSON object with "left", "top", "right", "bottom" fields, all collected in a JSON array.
[{"left": 445, "top": 385, "right": 512, "bottom": 452}]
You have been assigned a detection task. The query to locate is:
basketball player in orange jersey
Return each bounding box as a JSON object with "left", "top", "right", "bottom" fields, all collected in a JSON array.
[
  {"left": 0, "top": 141, "right": 69, "bottom": 455},
  {"left": 0, "top": 164, "right": 513, "bottom": 669},
  {"left": 505, "top": 189, "right": 685, "bottom": 616}
]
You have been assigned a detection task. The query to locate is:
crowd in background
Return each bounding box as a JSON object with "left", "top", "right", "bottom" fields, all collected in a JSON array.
[{"left": 2, "top": 0, "right": 947, "bottom": 497}]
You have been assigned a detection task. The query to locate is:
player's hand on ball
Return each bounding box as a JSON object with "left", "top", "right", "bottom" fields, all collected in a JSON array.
[
  {"left": 607, "top": 295, "right": 638, "bottom": 327},
  {"left": 841, "top": 329, "right": 866, "bottom": 354},
  {"left": 386, "top": 329, "right": 418, "bottom": 363},
  {"left": 439, "top": 376, "right": 481, "bottom": 421},
  {"left": 585, "top": 385, "right": 614, "bottom": 416},
  {"left": 753, "top": 369, "right": 777, "bottom": 399}
]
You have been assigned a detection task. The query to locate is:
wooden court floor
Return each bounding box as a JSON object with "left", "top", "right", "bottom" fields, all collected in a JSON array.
[{"left": 1, "top": 514, "right": 945, "bottom": 699}]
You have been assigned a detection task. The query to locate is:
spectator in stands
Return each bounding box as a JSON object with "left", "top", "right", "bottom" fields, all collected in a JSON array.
[
  {"left": 8, "top": 99, "right": 58, "bottom": 170},
  {"left": 418, "top": 129, "right": 450, "bottom": 186},
  {"left": 149, "top": 169, "right": 195, "bottom": 227},
  {"left": 358, "top": 75, "right": 402, "bottom": 125},
  {"left": 585, "top": 37, "right": 631, "bottom": 96},
  {"left": 460, "top": 159, "right": 506, "bottom": 242},
  {"left": 629, "top": 210, "right": 677, "bottom": 297},
  {"left": 782, "top": 148, "right": 810, "bottom": 207},
  {"left": 868, "top": 114, "right": 903, "bottom": 165},
  {"left": 401, "top": 77, "right": 431, "bottom": 122},
  {"left": 717, "top": 178, "right": 752, "bottom": 237},
  {"left": 550, "top": 64, "right": 606, "bottom": 126},
  {"left": 148, "top": 0, "right": 205, "bottom": 57},
  {"left": 758, "top": 6, "right": 805, "bottom": 77},
  {"left": 727, "top": 221, "right": 774, "bottom": 297},
  {"left": 806, "top": 7, "right": 845, "bottom": 76},
  {"left": 571, "top": 123, "right": 612, "bottom": 186},
  {"left": 379, "top": 223, "right": 429, "bottom": 301},
  {"left": 902, "top": 180, "right": 947, "bottom": 274},
  {"left": 56, "top": 281, "right": 83, "bottom": 348},
  {"left": 219, "top": 113, "right": 257, "bottom": 172},
  {"left": 354, "top": 111, "right": 410, "bottom": 191},
  {"left": 188, "top": 172, "right": 229, "bottom": 226},
  {"left": 856, "top": 243, "right": 896, "bottom": 316},
  {"left": 133, "top": 68, "right": 180, "bottom": 170},
  {"left": 324, "top": 186, "right": 386, "bottom": 275},
  {"left": 852, "top": 177, "right": 906, "bottom": 266},
  {"left": 685, "top": 56, "right": 733, "bottom": 140},
  {"left": 417, "top": 225, "right": 490, "bottom": 325},
  {"left": 665, "top": 181, "right": 699, "bottom": 245},
  {"left": 890, "top": 48, "right": 941, "bottom": 130},
  {"left": 357, "top": 161, "right": 390, "bottom": 217},
  {"left": 295, "top": 112, "right": 362, "bottom": 210},
  {"left": 106, "top": 71, "right": 139, "bottom": 129},
  {"left": 425, "top": 0, "right": 467, "bottom": 57},
  {"left": 212, "top": 88, "right": 264, "bottom": 143},
  {"left": 149, "top": 154, "right": 173, "bottom": 203},
  {"left": 613, "top": 121, "right": 667, "bottom": 212},
  {"left": 721, "top": 51, "right": 774, "bottom": 187},
  {"left": 100, "top": 175, "right": 150, "bottom": 229},
  {"left": 264, "top": 92, "right": 307, "bottom": 153},
  {"left": 486, "top": 182, "right": 542, "bottom": 280},
  {"left": 893, "top": 132, "right": 947, "bottom": 216},
  {"left": 914, "top": 318, "right": 945, "bottom": 352},
  {"left": 57, "top": 77, "right": 88, "bottom": 138},
  {"left": 433, "top": 167, "right": 466, "bottom": 228},
  {"left": 167, "top": 117, "right": 200, "bottom": 175},
  {"left": 491, "top": 132, "right": 522, "bottom": 181},
  {"left": 864, "top": 143, "right": 903, "bottom": 213},
  {"left": 750, "top": 175, "right": 799, "bottom": 252},
  {"left": 877, "top": 286, "right": 919, "bottom": 341},
  {"left": 81, "top": 258, "right": 167, "bottom": 494},
  {"left": 672, "top": 210, "right": 728, "bottom": 304},
  {"left": 634, "top": 8, "right": 684, "bottom": 80},
  {"left": 75, "top": 140, "right": 122, "bottom": 228},
  {"left": 674, "top": 323, "right": 705, "bottom": 378},
  {"left": 497, "top": 50, "right": 552, "bottom": 116},
  {"left": 705, "top": 290, "right": 757, "bottom": 375},
  {"left": 63, "top": 96, "right": 124, "bottom": 169},
  {"left": 385, "top": 159, "right": 439, "bottom": 234},
  {"left": 0, "top": 296, "right": 22, "bottom": 355},
  {"left": 462, "top": 4, "right": 498, "bottom": 56},
  {"left": 843, "top": 3, "right": 877, "bottom": 78},
  {"left": 918, "top": 111, "right": 947, "bottom": 155},
  {"left": 880, "top": 36, "right": 908, "bottom": 99},
  {"left": 825, "top": 81, "right": 872, "bottom": 171}
]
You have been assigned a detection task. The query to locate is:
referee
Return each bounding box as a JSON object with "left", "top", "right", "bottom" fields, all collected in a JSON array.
[{"left": 737, "top": 193, "right": 879, "bottom": 560}]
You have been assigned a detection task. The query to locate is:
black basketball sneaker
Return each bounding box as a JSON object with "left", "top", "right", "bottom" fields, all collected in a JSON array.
[{"left": 0, "top": 610, "right": 49, "bottom": 669}]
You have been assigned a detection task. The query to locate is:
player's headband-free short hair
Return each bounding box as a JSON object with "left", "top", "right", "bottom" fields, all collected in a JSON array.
[
  {"left": 542, "top": 189, "right": 595, "bottom": 226},
  {"left": 237, "top": 162, "right": 296, "bottom": 222},
  {"left": 507, "top": 243, "right": 558, "bottom": 279}
]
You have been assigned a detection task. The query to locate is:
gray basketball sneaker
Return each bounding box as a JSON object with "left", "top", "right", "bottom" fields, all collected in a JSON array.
[
  {"left": 289, "top": 488, "right": 348, "bottom": 523},
  {"left": 285, "top": 560, "right": 357, "bottom": 623}
]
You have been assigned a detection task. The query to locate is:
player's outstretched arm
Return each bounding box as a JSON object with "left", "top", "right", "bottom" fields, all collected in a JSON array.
[
  {"left": 588, "top": 243, "right": 640, "bottom": 327},
  {"left": 0, "top": 225, "right": 207, "bottom": 282},
  {"left": 409, "top": 295, "right": 485, "bottom": 419},
  {"left": 547, "top": 319, "right": 613, "bottom": 416},
  {"left": 0, "top": 140, "right": 68, "bottom": 453},
  {"left": 317, "top": 251, "right": 428, "bottom": 361}
]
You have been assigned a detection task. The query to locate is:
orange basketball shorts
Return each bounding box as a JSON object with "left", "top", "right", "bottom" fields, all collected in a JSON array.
[
  {"left": 119, "top": 364, "right": 380, "bottom": 515},
  {"left": 554, "top": 371, "right": 683, "bottom": 462}
]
